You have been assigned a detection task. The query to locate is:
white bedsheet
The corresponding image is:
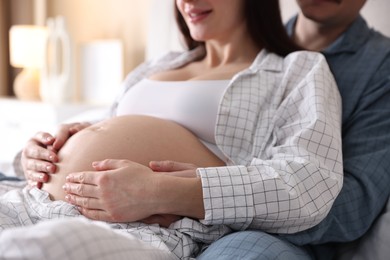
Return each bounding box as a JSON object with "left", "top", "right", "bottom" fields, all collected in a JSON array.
[
  {"left": 0, "top": 162, "right": 16, "bottom": 178},
  {"left": 0, "top": 217, "right": 176, "bottom": 260},
  {"left": 0, "top": 181, "right": 230, "bottom": 259}
]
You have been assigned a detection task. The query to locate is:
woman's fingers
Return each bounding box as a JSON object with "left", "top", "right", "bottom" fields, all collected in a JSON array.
[
  {"left": 52, "top": 125, "right": 73, "bottom": 150},
  {"left": 64, "top": 195, "right": 111, "bottom": 221},
  {"left": 92, "top": 159, "right": 130, "bottom": 171},
  {"left": 26, "top": 139, "right": 56, "bottom": 161},
  {"left": 64, "top": 160, "right": 157, "bottom": 223},
  {"left": 69, "top": 122, "right": 91, "bottom": 134},
  {"left": 25, "top": 170, "right": 49, "bottom": 183},
  {"left": 33, "top": 131, "right": 55, "bottom": 145},
  {"left": 23, "top": 139, "right": 58, "bottom": 164},
  {"left": 52, "top": 122, "right": 91, "bottom": 150},
  {"left": 149, "top": 160, "right": 197, "bottom": 172},
  {"left": 63, "top": 181, "right": 98, "bottom": 198},
  {"left": 149, "top": 160, "right": 198, "bottom": 177},
  {"left": 25, "top": 158, "right": 56, "bottom": 173},
  {"left": 66, "top": 193, "right": 130, "bottom": 223},
  {"left": 21, "top": 125, "right": 91, "bottom": 185},
  {"left": 65, "top": 192, "right": 100, "bottom": 208},
  {"left": 21, "top": 135, "right": 59, "bottom": 184},
  {"left": 66, "top": 171, "right": 99, "bottom": 185}
]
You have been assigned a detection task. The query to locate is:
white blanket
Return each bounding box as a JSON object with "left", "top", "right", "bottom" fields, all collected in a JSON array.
[{"left": 0, "top": 182, "right": 230, "bottom": 259}]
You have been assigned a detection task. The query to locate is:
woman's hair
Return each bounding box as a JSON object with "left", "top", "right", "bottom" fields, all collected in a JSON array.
[{"left": 175, "top": 0, "right": 301, "bottom": 56}]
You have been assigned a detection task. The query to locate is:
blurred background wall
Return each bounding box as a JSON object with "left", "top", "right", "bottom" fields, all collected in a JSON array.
[
  {"left": 0, "top": 0, "right": 151, "bottom": 102},
  {"left": 47, "top": 0, "right": 151, "bottom": 78},
  {"left": 46, "top": 0, "right": 150, "bottom": 102}
]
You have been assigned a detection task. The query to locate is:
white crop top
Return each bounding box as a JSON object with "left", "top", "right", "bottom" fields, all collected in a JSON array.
[{"left": 116, "top": 78, "right": 229, "bottom": 161}]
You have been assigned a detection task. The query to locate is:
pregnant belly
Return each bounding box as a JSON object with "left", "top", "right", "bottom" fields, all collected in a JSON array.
[{"left": 42, "top": 115, "right": 225, "bottom": 201}]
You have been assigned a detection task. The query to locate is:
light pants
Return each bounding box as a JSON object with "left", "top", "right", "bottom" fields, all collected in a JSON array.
[{"left": 198, "top": 231, "right": 314, "bottom": 260}]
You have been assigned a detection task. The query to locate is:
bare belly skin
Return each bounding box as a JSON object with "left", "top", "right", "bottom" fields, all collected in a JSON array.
[{"left": 41, "top": 115, "right": 225, "bottom": 201}]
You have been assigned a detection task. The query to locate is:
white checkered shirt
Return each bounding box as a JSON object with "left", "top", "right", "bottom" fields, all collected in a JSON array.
[
  {"left": 111, "top": 47, "right": 343, "bottom": 234},
  {"left": 4, "top": 48, "right": 343, "bottom": 259}
]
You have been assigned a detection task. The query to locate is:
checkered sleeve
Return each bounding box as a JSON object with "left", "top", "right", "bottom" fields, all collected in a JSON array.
[{"left": 198, "top": 52, "right": 343, "bottom": 234}]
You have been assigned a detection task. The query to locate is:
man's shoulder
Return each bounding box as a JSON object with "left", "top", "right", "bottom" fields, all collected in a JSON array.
[
  {"left": 367, "top": 30, "right": 390, "bottom": 53},
  {"left": 351, "top": 17, "right": 390, "bottom": 56}
]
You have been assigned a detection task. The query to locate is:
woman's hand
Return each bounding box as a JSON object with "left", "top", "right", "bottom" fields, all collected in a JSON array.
[
  {"left": 141, "top": 161, "right": 199, "bottom": 227},
  {"left": 142, "top": 160, "right": 197, "bottom": 227},
  {"left": 64, "top": 159, "right": 205, "bottom": 223},
  {"left": 149, "top": 160, "right": 198, "bottom": 178},
  {"left": 63, "top": 159, "right": 160, "bottom": 223},
  {"left": 22, "top": 122, "right": 91, "bottom": 188}
]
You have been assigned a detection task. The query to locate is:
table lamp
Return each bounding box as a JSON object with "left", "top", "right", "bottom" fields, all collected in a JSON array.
[{"left": 9, "top": 25, "right": 47, "bottom": 101}]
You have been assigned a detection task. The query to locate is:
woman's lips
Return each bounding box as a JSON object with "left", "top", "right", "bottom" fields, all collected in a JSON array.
[
  {"left": 186, "top": 9, "right": 212, "bottom": 23},
  {"left": 312, "top": 0, "right": 341, "bottom": 4}
]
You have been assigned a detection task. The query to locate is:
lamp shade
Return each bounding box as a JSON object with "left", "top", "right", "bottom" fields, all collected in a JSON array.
[{"left": 9, "top": 25, "right": 47, "bottom": 68}]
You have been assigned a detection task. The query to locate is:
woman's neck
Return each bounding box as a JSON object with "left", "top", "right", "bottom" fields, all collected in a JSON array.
[
  {"left": 203, "top": 29, "right": 260, "bottom": 68},
  {"left": 293, "top": 13, "right": 351, "bottom": 51}
]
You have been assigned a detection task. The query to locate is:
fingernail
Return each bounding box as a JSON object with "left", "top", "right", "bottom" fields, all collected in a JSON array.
[
  {"left": 65, "top": 195, "right": 70, "bottom": 201},
  {"left": 62, "top": 184, "right": 68, "bottom": 191},
  {"left": 49, "top": 155, "right": 58, "bottom": 162}
]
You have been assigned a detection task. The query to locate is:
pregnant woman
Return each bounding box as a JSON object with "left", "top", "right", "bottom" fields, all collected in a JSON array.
[{"left": 9, "top": 0, "right": 342, "bottom": 259}]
